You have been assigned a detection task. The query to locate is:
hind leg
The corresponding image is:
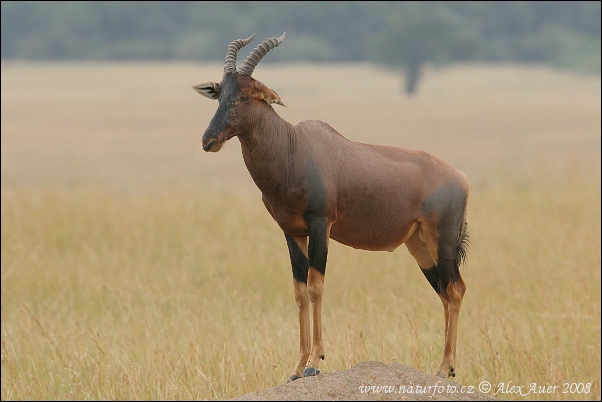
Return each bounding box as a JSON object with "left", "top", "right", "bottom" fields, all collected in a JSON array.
[
  {"left": 432, "top": 217, "right": 467, "bottom": 377},
  {"left": 405, "top": 231, "right": 450, "bottom": 373},
  {"left": 405, "top": 224, "right": 466, "bottom": 378},
  {"left": 439, "top": 272, "right": 465, "bottom": 376},
  {"left": 430, "top": 264, "right": 465, "bottom": 378}
]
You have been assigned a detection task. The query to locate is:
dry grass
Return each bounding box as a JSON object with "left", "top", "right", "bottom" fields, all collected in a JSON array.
[{"left": 1, "top": 61, "right": 600, "bottom": 400}]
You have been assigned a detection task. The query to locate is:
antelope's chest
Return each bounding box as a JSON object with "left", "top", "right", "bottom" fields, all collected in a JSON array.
[{"left": 261, "top": 193, "right": 309, "bottom": 237}]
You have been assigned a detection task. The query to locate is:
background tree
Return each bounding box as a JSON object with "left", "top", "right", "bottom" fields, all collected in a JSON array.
[
  {"left": 1, "top": 1, "right": 599, "bottom": 96},
  {"left": 368, "top": 2, "right": 479, "bottom": 95}
]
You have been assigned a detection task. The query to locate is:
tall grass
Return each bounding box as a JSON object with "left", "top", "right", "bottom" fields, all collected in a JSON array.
[
  {"left": 1, "top": 173, "right": 599, "bottom": 400},
  {"left": 1, "top": 62, "right": 600, "bottom": 400}
]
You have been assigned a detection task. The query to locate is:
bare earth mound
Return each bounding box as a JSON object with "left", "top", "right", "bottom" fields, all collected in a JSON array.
[{"left": 232, "top": 361, "right": 497, "bottom": 401}]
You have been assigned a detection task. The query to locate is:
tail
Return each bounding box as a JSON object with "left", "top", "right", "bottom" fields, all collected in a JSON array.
[{"left": 454, "top": 213, "right": 469, "bottom": 271}]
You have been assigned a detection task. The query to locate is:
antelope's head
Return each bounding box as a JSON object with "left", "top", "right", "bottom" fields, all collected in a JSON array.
[{"left": 194, "top": 33, "right": 286, "bottom": 152}]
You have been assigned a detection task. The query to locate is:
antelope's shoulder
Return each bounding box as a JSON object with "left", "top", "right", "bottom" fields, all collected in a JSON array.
[{"left": 295, "top": 120, "right": 349, "bottom": 141}]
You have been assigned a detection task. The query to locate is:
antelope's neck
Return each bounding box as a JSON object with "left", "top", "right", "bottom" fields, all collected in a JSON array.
[{"left": 238, "top": 107, "right": 297, "bottom": 197}]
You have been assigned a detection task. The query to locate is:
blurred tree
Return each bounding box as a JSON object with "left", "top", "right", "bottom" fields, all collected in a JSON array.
[
  {"left": 1, "top": 1, "right": 599, "bottom": 81},
  {"left": 370, "top": 2, "right": 479, "bottom": 95}
]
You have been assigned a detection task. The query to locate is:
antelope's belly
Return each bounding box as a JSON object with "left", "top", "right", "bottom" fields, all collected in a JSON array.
[{"left": 330, "top": 219, "right": 419, "bottom": 252}]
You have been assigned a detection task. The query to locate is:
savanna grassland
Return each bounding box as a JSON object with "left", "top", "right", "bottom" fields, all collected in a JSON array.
[{"left": 1, "top": 62, "right": 600, "bottom": 400}]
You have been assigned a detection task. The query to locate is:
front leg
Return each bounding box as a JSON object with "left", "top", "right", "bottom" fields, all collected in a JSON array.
[
  {"left": 304, "top": 217, "right": 329, "bottom": 376},
  {"left": 285, "top": 234, "right": 310, "bottom": 382}
]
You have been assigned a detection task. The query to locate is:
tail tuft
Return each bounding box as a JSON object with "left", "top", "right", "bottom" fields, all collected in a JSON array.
[{"left": 455, "top": 221, "right": 469, "bottom": 270}]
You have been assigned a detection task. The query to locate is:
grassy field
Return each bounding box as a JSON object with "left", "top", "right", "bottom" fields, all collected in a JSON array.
[{"left": 1, "top": 62, "right": 600, "bottom": 400}]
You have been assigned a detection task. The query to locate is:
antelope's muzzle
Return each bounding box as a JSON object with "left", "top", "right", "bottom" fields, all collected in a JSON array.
[{"left": 202, "top": 132, "right": 225, "bottom": 152}]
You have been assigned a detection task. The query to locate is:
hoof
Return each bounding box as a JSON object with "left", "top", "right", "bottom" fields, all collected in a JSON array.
[
  {"left": 434, "top": 367, "right": 455, "bottom": 378},
  {"left": 303, "top": 367, "right": 320, "bottom": 377},
  {"left": 287, "top": 374, "right": 302, "bottom": 383}
]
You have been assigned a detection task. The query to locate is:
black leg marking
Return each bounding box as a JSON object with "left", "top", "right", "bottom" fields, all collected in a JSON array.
[
  {"left": 421, "top": 260, "right": 458, "bottom": 294},
  {"left": 421, "top": 266, "right": 441, "bottom": 294},
  {"left": 286, "top": 234, "right": 308, "bottom": 283}
]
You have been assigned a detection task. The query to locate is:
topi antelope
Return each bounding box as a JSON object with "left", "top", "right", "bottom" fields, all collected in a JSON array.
[{"left": 193, "top": 33, "right": 469, "bottom": 381}]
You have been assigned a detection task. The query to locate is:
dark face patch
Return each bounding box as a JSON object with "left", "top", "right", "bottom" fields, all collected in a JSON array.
[{"left": 202, "top": 72, "right": 241, "bottom": 151}]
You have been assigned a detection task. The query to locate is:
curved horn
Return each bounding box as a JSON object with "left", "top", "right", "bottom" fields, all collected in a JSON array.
[
  {"left": 238, "top": 32, "right": 285, "bottom": 77},
  {"left": 224, "top": 34, "right": 256, "bottom": 74}
]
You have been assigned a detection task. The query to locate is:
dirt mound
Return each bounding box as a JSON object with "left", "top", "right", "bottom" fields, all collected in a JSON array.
[{"left": 232, "top": 361, "right": 497, "bottom": 401}]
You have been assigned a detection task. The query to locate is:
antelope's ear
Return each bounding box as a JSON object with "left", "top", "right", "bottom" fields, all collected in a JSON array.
[
  {"left": 261, "top": 89, "right": 286, "bottom": 107},
  {"left": 193, "top": 82, "right": 220, "bottom": 100}
]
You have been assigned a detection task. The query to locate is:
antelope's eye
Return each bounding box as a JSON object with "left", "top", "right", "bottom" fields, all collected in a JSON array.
[{"left": 239, "top": 93, "right": 250, "bottom": 102}]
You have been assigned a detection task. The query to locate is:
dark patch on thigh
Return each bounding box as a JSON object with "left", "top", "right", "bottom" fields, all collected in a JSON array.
[
  {"left": 286, "top": 234, "right": 309, "bottom": 283},
  {"left": 421, "top": 184, "right": 466, "bottom": 225},
  {"left": 421, "top": 183, "right": 467, "bottom": 262}
]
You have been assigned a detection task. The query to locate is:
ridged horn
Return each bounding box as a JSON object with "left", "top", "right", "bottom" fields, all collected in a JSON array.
[
  {"left": 224, "top": 34, "right": 256, "bottom": 74},
  {"left": 238, "top": 32, "right": 285, "bottom": 77}
]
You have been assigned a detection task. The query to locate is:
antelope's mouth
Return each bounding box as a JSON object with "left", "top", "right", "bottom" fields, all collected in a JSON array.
[{"left": 202, "top": 133, "right": 226, "bottom": 152}]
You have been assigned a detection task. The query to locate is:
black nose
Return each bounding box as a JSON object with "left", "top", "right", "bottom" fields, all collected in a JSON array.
[{"left": 202, "top": 137, "right": 217, "bottom": 151}]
